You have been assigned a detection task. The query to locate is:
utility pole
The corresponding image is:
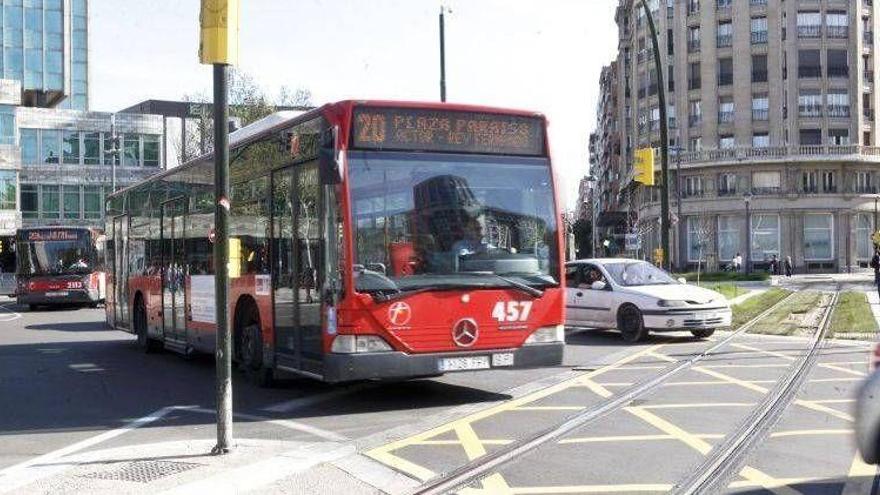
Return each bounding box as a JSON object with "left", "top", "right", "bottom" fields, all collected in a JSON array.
[
  {"left": 672, "top": 145, "right": 684, "bottom": 271},
  {"left": 439, "top": 6, "right": 448, "bottom": 102},
  {"left": 639, "top": 0, "right": 671, "bottom": 271},
  {"left": 110, "top": 114, "right": 117, "bottom": 192},
  {"left": 200, "top": 0, "right": 239, "bottom": 455}
]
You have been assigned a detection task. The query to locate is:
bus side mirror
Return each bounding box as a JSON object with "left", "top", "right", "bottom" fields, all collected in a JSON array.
[{"left": 319, "top": 126, "right": 342, "bottom": 185}]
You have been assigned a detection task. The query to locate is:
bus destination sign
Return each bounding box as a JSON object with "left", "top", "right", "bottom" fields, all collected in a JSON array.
[
  {"left": 24, "top": 230, "right": 82, "bottom": 242},
  {"left": 352, "top": 107, "right": 545, "bottom": 156}
]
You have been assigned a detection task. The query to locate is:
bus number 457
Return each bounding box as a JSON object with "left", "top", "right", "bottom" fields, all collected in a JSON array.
[{"left": 492, "top": 301, "right": 533, "bottom": 323}]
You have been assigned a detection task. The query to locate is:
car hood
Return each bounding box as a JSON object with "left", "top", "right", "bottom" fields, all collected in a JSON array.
[{"left": 620, "top": 284, "right": 726, "bottom": 305}]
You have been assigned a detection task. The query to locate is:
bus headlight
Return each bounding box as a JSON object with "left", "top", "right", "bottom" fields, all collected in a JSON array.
[
  {"left": 331, "top": 335, "right": 393, "bottom": 354},
  {"left": 525, "top": 325, "right": 565, "bottom": 345}
]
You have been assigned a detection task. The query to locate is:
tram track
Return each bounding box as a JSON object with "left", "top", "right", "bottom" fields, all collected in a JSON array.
[
  {"left": 409, "top": 289, "right": 806, "bottom": 495},
  {"left": 671, "top": 286, "right": 841, "bottom": 495}
]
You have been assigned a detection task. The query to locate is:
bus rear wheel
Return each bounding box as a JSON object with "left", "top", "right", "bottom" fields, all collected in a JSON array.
[
  {"left": 236, "top": 301, "right": 273, "bottom": 387},
  {"left": 134, "top": 297, "right": 161, "bottom": 353}
]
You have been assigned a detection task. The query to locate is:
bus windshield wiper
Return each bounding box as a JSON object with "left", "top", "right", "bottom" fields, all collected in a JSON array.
[
  {"left": 372, "top": 284, "right": 463, "bottom": 303},
  {"left": 461, "top": 272, "right": 544, "bottom": 297}
]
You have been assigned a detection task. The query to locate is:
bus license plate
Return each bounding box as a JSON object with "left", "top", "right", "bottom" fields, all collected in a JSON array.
[
  {"left": 439, "top": 356, "right": 490, "bottom": 372},
  {"left": 492, "top": 353, "right": 514, "bottom": 367},
  {"left": 45, "top": 291, "right": 68, "bottom": 297}
]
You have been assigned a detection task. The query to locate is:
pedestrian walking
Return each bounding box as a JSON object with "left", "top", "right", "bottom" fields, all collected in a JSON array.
[
  {"left": 769, "top": 254, "right": 779, "bottom": 275},
  {"left": 784, "top": 256, "right": 792, "bottom": 277},
  {"left": 871, "top": 248, "right": 880, "bottom": 300},
  {"left": 733, "top": 252, "right": 742, "bottom": 272}
]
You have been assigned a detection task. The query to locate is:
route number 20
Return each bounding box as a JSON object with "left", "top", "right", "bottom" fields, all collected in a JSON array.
[{"left": 492, "top": 301, "right": 533, "bottom": 323}]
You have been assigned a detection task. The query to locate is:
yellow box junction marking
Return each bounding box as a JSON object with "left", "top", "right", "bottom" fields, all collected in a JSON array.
[
  {"left": 365, "top": 344, "right": 666, "bottom": 481},
  {"left": 731, "top": 342, "right": 867, "bottom": 377}
]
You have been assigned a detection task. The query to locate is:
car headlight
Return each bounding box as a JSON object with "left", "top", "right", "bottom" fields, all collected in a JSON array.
[
  {"left": 525, "top": 325, "right": 565, "bottom": 345},
  {"left": 658, "top": 299, "right": 688, "bottom": 307},
  {"left": 330, "top": 335, "right": 393, "bottom": 353}
]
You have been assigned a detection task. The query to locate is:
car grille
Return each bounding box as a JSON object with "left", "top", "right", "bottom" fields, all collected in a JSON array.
[{"left": 683, "top": 317, "right": 725, "bottom": 327}]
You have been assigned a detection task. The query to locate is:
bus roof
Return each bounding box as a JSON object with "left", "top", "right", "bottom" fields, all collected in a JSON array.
[{"left": 108, "top": 100, "right": 546, "bottom": 199}]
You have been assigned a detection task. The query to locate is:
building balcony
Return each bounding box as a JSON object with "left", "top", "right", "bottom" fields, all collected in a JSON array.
[
  {"left": 798, "top": 25, "right": 822, "bottom": 39},
  {"left": 750, "top": 31, "right": 768, "bottom": 44},
  {"left": 673, "top": 145, "right": 880, "bottom": 169},
  {"left": 827, "top": 26, "right": 849, "bottom": 39}
]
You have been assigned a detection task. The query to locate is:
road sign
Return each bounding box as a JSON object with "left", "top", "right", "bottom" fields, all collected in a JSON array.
[
  {"left": 633, "top": 148, "right": 655, "bottom": 186},
  {"left": 625, "top": 234, "right": 640, "bottom": 251},
  {"left": 873, "top": 230, "right": 880, "bottom": 247},
  {"left": 200, "top": 0, "right": 240, "bottom": 65}
]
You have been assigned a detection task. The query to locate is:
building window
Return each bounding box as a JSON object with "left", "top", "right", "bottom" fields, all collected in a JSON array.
[
  {"left": 685, "top": 176, "right": 703, "bottom": 197},
  {"left": 798, "top": 90, "right": 822, "bottom": 117},
  {"left": 21, "top": 184, "right": 37, "bottom": 219},
  {"left": 798, "top": 50, "right": 821, "bottom": 78},
  {"left": 718, "top": 215, "right": 743, "bottom": 261},
  {"left": 720, "top": 135, "right": 735, "bottom": 149},
  {"left": 41, "top": 185, "right": 60, "bottom": 219},
  {"left": 857, "top": 171, "right": 874, "bottom": 193},
  {"left": 718, "top": 57, "right": 733, "bottom": 86},
  {"left": 822, "top": 171, "right": 836, "bottom": 193},
  {"left": 687, "top": 216, "right": 712, "bottom": 262},
  {"left": 827, "top": 90, "right": 850, "bottom": 118},
  {"left": 63, "top": 185, "right": 80, "bottom": 220},
  {"left": 718, "top": 173, "right": 737, "bottom": 196},
  {"left": 650, "top": 106, "right": 660, "bottom": 131},
  {"left": 143, "top": 135, "right": 160, "bottom": 167},
  {"left": 797, "top": 11, "right": 822, "bottom": 38},
  {"left": 0, "top": 107, "right": 14, "bottom": 146},
  {"left": 0, "top": 171, "right": 15, "bottom": 210},
  {"left": 41, "top": 130, "right": 60, "bottom": 163},
  {"left": 20, "top": 128, "right": 38, "bottom": 164},
  {"left": 829, "top": 129, "right": 850, "bottom": 146},
  {"left": 717, "top": 0, "right": 731, "bottom": 9},
  {"left": 827, "top": 50, "right": 849, "bottom": 78},
  {"left": 717, "top": 21, "right": 733, "bottom": 48},
  {"left": 750, "top": 214, "right": 780, "bottom": 261},
  {"left": 752, "top": 94, "right": 769, "bottom": 121},
  {"left": 751, "top": 17, "right": 768, "bottom": 44},
  {"left": 83, "top": 186, "right": 101, "bottom": 219},
  {"left": 689, "top": 99, "right": 702, "bottom": 127},
  {"left": 804, "top": 214, "right": 833, "bottom": 260},
  {"left": 719, "top": 97, "right": 734, "bottom": 124},
  {"left": 63, "top": 131, "right": 80, "bottom": 165},
  {"left": 800, "top": 129, "right": 822, "bottom": 145},
  {"left": 803, "top": 171, "right": 818, "bottom": 193},
  {"left": 123, "top": 134, "right": 140, "bottom": 167},
  {"left": 858, "top": 214, "right": 875, "bottom": 260},
  {"left": 688, "top": 0, "right": 699, "bottom": 16},
  {"left": 752, "top": 54, "right": 768, "bottom": 83},
  {"left": 688, "top": 62, "right": 701, "bottom": 90},
  {"left": 83, "top": 132, "right": 100, "bottom": 165},
  {"left": 753, "top": 171, "right": 781, "bottom": 194},
  {"left": 752, "top": 133, "right": 769, "bottom": 148},
  {"left": 688, "top": 26, "right": 700, "bottom": 52},
  {"left": 826, "top": 10, "right": 848, "bottom": 39},
  {"left": 689, "top": 136, "right": 702, "bottom": 151}
]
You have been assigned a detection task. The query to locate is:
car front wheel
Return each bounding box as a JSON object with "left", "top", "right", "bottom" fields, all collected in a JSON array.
[{"left": 618, "top": 305, "right": 648, "bottom": 343}]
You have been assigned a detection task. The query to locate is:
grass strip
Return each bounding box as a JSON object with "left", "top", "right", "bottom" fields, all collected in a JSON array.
[
  {"left": 827, "top": 291, "right": 879, "bottom": 340},
  {"left": 746, "top": 290, "right": 823, "bottom": 336},
  {"left": 698, "top": 282, "right": 746, "bottom": 301},
  {"left": 730, "top": 287, "right": 790, "bottom": 329}
]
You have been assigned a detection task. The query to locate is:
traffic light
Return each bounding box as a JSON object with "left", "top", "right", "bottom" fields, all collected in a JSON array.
[{"left": 633, "top": 148, "right": 655, "bottom": 186}]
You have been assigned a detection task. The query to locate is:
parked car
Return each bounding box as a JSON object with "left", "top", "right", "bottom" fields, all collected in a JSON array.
[
  {"left": 855, "top": 344, "right": 880, "bottom": 464},
  {"left": 565, "top": 258, "right": 732, "bottom": 342}
]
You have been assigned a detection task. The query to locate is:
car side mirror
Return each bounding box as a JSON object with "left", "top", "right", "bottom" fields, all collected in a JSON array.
[
  {"left": 591, "top": 281, "right": 607, "bottom": 291},
  {"left": 677, "top": 277, "right": 687, "bottom": 285},
  {"left": 319, "top": 126, "right": 342, "bottom": 185}
]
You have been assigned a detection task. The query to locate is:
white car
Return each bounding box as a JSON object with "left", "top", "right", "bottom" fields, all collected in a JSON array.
[
  {"left": 855, "top": 345, "right": 880, "bottom": 464},
  {"left": 565, "top": 258, "right": 732, "bottom": 342}
]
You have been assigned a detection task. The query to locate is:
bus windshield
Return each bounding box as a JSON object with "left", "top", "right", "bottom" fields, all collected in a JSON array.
[
  {"left": 16, "top": 236, "right": 97, "bottom": 276},
  {"left": 349, "top": 151, "right": 559, "bottom": 294}
]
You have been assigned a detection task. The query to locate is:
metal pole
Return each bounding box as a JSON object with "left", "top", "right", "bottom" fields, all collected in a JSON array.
[
  {"left": 640, "top": 0, "right": 671, "bottom": 271},
  {"left": 439, "top": 7, "right": 447, "bottom": 102},
  {"left": 110, "top": 114, "right": 116, "bottom": 192},
  {"left": 874, "top": 197, "right": 878, "bottom": 229},
  {"left": 212, "top": 63, "right": 233, "bottom": 455},
  {"left": 675, "top": 148, "right": 683, "bottom": 271},
  {"left": 745, "top": 200, "right": 752, "bottom": 274}
]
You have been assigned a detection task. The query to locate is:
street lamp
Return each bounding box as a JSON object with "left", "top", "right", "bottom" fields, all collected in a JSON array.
[
  {"left": 439, "top": 6, "right": 452, "bottom": 102},
  {"left": 743, "top": 192, "right": 753, "bottom": 274},
  {"left": 671, "top": 145, "right": 684, "bottom": 271}
]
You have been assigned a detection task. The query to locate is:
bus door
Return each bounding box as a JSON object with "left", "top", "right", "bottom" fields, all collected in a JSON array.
[
  {"left": 112, "top": 215, "right": 129, "bottom": 327},
  {"left": 272, "top": 164, "right": 324, "bottom": 375},
  {"left": 161, "top": 198, "right": 187, "bottom": 343}
]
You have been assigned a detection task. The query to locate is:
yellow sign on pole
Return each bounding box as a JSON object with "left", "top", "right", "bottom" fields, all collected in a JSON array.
[
  {"left": 633, "top": 147, "right": 655, "bottom": 186},
  {"left": 199, "top": 0, "right": 240, "bottom": 65},
  {"left": 872, "top": 229, "right": 880, "bottom": 247}
]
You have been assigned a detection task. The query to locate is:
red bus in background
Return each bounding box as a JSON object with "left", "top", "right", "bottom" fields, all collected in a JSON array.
[
  {"left": 105, "top": 100, "right": 565, "bottom": 384},
  {"left": 15, "top": 227, "right": 106, "bottom": 310}
]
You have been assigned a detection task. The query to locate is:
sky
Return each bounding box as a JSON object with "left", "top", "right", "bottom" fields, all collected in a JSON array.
[{"left": 90, "top": 0, "right": 620, "bottom": 208}]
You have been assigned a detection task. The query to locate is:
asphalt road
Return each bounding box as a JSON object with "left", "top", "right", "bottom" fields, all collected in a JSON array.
[{"left": 0, "top": 292, "right": 877, "bottom": 494}]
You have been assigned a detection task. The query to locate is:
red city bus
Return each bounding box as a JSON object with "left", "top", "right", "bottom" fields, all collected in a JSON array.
[
  {"left": 105, "top": 100, "right": 565, "bottom": 383},
  {"left": 15, "top": 227, "right": 106, "bottom": 310}
]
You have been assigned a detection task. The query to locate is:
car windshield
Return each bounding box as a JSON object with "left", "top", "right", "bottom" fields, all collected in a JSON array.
[
  {"left": 16, "top": 234, "right": 96, "bottom": 276},
  {"left": 348, "top": 151, "right": 559, "bottom": 293},
  {"left": 603, "top": 261, "right": 677, "bottom": 287}
]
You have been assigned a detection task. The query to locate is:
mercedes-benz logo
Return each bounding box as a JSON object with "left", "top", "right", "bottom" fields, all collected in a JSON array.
[{"left": 452, "top": 318, "right": 479, "bottom": 348}]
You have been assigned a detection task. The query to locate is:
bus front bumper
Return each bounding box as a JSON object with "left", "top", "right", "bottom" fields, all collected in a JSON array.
[
  {"left": 322, "top": 342, "right": 564, "bottom": 383},
  {"left": 17, "top": 289, "right": 101, "bottom": 306}
]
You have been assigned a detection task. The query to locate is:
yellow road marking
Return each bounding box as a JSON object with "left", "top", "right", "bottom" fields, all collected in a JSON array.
[
  {"left": 641, "top": 402, "right": 756, "bottom": 410},
  {"left": 415, "top": 439, "right": 512, "bottom": 446},
  {"left": 810, "top": 399, "right": 855, "bottom": 404},
  {"left": 455, "top": 423, "right": 488, "bottom": 460},
  {"left": 728, "top": 476, "right": 819, "bottom": 490},
  {"left": 703, "top": 363, "right": 790, "bottom": 369},
  {"left": 732, "top": 342, "right": 867, "bottom": 377},
  {"left": 365, "top": 344, "right": 666, "bottom": 480},
  {"left": 842, "top": 451, "right": 879, "bottom": 495},
  {"left": 459, "top": 473, "right": 514, "bottom": 495},
  {"left": 510, "top": 484, "right": 673, "bottom": 493},
  {"left": 560, "top": 434, "right": 725, "bottom": 444},
  {"left": 513, "top": 406, "right": 584, "bottom": 411},
  {"left": 770, "top": 429, "right": 852, "bottom": 438}
]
